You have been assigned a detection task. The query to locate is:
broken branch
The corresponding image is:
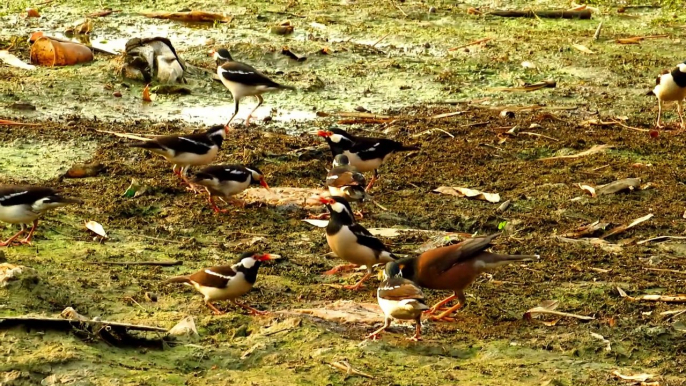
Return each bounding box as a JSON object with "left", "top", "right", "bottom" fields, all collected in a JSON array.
[{"left": 617, "top": 287, "right": 686, "bottom": 303}]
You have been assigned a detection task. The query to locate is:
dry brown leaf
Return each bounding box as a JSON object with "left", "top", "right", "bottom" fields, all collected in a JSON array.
[
  {"left": 434, "top": 186, "right": 500, "bottom": 203},
  {"left": 140, "top": 10, "right": 232, "bottom": 23},
  {"left": 561, "top": 220, "right": 608, "bottom": 239},
  {"left": 601, "top": 213, "right": 653, "bottom": 239},
  {"left": 611, "top": 370, "right": 654, "bottom": 382},
  {"left": 26, "top": 8, "right": 40, "bottom": 18},
  {"left": 572, "top": 44, "right": 595, "bottom": 54},
  {"left": 85, "top": 221, "right": 108, "bottom": 238},
  {"left": 578, "top": 184, "right": 596, "bottom": 197},
  {"left": 142, "top": 84, "right": 153, "bottom": 102}
]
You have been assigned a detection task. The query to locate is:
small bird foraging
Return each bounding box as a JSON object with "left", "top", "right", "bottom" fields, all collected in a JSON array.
[
  {"left": 212, "top": 48, "right": 295, "bottom": 127},
  {"left": 368, "top": 261, "right": 430, "bottom": 341},
  {"left": 191, "top": 164, "right": 269, "bottom": 213},
  {"left": 317, "top": 128, "right": 419, "bottom": 190},
  {"left": 320, "top": 196, "right": 395, "bottom": 290},
  {"left": 164, "top": 252, "right": 278, "bottom": 315},
  {"left": 0, "top": 185, "right": 82, "bottom": 246},
  {"left": 647, "top": 60, "right": 686, "bottom": 131},
  {"left": 396, "top": 233, "right": 538, "bottom": 322}
]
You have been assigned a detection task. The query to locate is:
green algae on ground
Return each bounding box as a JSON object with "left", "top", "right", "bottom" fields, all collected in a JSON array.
[{"left": 0, "top": 139, "right": 97, "bottom": 181}]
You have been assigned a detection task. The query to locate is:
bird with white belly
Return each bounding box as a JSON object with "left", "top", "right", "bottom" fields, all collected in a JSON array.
[
  {"left": 319, "top": 196, "right": 396, "bottom": 290},
  {"left": 0, "top": 185, "right": 82, "bottom": 246},
  {"left": 191, "top": 164, "right": 270, "bottom": 213},
  {"left": 647, "top": 60, "right": 686, "bottom": 131}
]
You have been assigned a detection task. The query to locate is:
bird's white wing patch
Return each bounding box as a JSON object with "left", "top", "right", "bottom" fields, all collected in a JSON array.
[
  {"left": 0, "top": 191, "right": 29, "bottom": 203},
  {"left": 326, "top": 175, "right": 339, "bottom": 180},
  {"left": 220, "top": 67, "right": 255, "bottom": 76},
  {"left": 228, "top": 168, "right": 244, "bottom": 174},
  {"left": 205, "top": 269, "right": 234, "bottom": 280},
  {"left": 180, "top": 137, "right": 210, "bottom": 148}
]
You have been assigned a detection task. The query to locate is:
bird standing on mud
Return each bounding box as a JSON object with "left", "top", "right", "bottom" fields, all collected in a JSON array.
[
  {"left": 127, "top": 125, "right": 228, "bottom": 190},
  {"left": 212, "top": 48, "right": 295, "bottom": 127},
  {"left": 0, "top": 185, "right": 82, "bottom": 246},
  {"left": 191, "top": 164, "right": 270, "bottom": 213},
  {"left": 648, "top": 60, "right": 686, "bottom": 130},
  {"left": 317, "top": 128, "right": 419, "bottom": 190},
  {"left": 368, "top": 261, "right": 430, "bottom": 341},
  {"left": 320, "top": 196, "right": 395, "bottom": 290},
  {"left": 395, "top": 233, "right": 538, "bottom": 322},
  {"left": 164, "top": 252, "right": 278, "bottom": 315}
]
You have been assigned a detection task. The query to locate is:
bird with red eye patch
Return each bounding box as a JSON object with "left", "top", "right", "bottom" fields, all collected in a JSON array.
[
  {"left": 127, "top": 125, "right": 229, "bottom": 191},
  {"left": 163, "top": 252, "right": 279, "bottom": 315},
  {"left": 319, "top": 195, "right": 396, "bottom": 290},
  {"left": 0, "top": 185, "right": 82, "bottom": 246},
  {"left": 211, "top": 48, "right": 295, "bottom": 127},
  {"left": 316, "top": 128, "right": 419, "bottom": 190},
  {"left": 647, "top": 60, "right": 686, "bottom": 131},
  {"left": 368, "top": 261, "right": 429, "bottom": 341},
  {"left": 395, "top": 233, "right": 538, "bottom": 322},
  {"left": 191, "top": 164, "right": 270, "bottom": 213}
]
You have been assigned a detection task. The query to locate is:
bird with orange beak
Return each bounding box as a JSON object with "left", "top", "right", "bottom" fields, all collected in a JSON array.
[
  {"left": 191, "top": 164, "right": 269, "bottom": 213},
  {"left": 164, "top": 252, "right": 278, "bottom": 315},
  {"left": 319, "top": 195, "right": 396, "bottom": 290}
]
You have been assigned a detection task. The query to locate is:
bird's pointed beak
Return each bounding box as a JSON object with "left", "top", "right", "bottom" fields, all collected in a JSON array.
[
  {"left": 258, "top": 253, "right": 280, "bottom": 261},
  {"left": 318, "top": 196, "right": 334, "bottom": 205},
  {"left": 260, "top": 178, "right": 271, "bottom": 192},
  {"left": 317, "top": 130, "right": 332, "bottom": 137}
]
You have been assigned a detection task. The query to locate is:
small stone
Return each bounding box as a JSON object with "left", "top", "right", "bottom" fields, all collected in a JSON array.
[{"left": 113, "top": 91, "right": 122, "bottom": 97}]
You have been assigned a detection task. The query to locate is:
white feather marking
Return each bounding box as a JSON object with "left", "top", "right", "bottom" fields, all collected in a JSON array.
[
  {"left": 240, "top": 257, "right": 256, "bottom": 269},
  {"left": 0, "top": 191, "right": 29, "bottom": 203},
  {"left": 179, "top": 137, "right": 210, "bottom": 148},
  {"left": 326, "top": 175, "right": 339, "bottom": 180},
  {"left": 205, "top": 269, "right": 234, "bottom": 280},
  {"left": 220, "top": 67, "right": 255, "bottom": 76},
  {"left": 678, "top": 63, "right": 686, "bottom": 73},
  {"left": 228, "top": 169, "right": 244, "bottom": 174}
]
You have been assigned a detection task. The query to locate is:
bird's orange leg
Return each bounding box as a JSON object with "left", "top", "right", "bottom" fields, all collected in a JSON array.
[
  {"left": 0, "top": 228, "right": 26, "bottom": 247},
  {"left": 428, "top": 302, "right": 463, "bottom": 322},
  {"left": 232, "top": 300, "right": 268, "bottom": 315},
  {"left": 343, "top": 272, "right": 373, "bottom": 291},
  {"left": 424, "top": 294, "right": 457, "bottom": 315},
  {"left": 209, "top": 196, "right": 229, "bottom": 214},
  {"left": 206, "top": 301, "right": 225, "bottom": 315},
  {"left": 408, "top": 319, "right": 423, "bottom": 341},
  {"left": 366, "top": 318, "right": 391, "bottom": 340},
  {"left": 322, "top": 264, "right": 358, "bottom": 275},
  {"left": 18, "top": 220, "right": 38, "bottom": 245},
  {"left": 365, "top": 170, "right": 379, "bottom": 191}
]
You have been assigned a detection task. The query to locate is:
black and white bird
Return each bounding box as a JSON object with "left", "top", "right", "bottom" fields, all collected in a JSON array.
[
  {"left": 212, "top": 48, "right": 295, "bottom": 127},
  {"left": 317, "top": 128, "right": 419, "bottom": 189},
  {"left": 319, "top": 196, "right": 395, "bottom": 290},
  {"left": 368, "top": 261, "right": 429, "bottom": 341},
  {"left": 648, "top": 61, "right": 686, "bottom": 130},
  {"left": 191, "top": 165, "right": 270, "bottom": 213},
  {"left": 128, "top": 125, "right": 228, "bottom": 188},
  {"left": 0, "top": 185, "right": 82, "bottom": 246},
  {"left": 164, "top": 252, "right": 278, "bottom": 315}
]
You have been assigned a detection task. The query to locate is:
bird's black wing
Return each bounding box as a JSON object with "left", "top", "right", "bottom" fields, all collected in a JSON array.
[
  {"left": 431, "top": 233, "right": 501, "bottom": 273},
  {"left": 378, "top": 277, "right": 426, "bottom": 301},
  {"left": 349, "top": 223, "right": 390, "bottom": 252},
  {"left": 218, "top": 61, "right": 283, "bottom": 88},
  {"left": 199, "top": 165, "right": 251, "bottom": 183},
  {"left": 154, "top": 133, "right": 214, "bottom": 155},
  {"left": 0, "top": 186, "right": 56, "bottom": 207},
  {"left": 190, "top": 265, "right": 237, "bottom": 289}
]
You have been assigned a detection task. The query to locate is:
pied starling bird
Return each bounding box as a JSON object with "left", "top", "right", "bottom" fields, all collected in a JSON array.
[
  {"left": 326, "top": 154, "right": 367, "bottom": 204},
  {"left": 128, "top": 125, "right": 228, "bottom": 189},
  {"left": 191, "top": 165, "right": 269, "bottom": 213},
  {"left": 212, "top": 48, "right": 295, "bottom": 127},
  {"left": 164, "top": 252, "right": 278, "bottom": 315},
  {"left": 0, "top": 185, "right": 82, "bottom": 246},
  {"left": 368, "top": 261, "right": 429, "bottom": 341},
  {"left": 647, "top": 60, "right": 686, "bottom": 130},
  {"left": 317, "top": 128, "right": 419, "bottom": 190},
  {"left": 396, "top": 233, "right": 538, "bottom": 322},
  {"left": 319, "top": 196, "right": 395, "bottom": 290}
]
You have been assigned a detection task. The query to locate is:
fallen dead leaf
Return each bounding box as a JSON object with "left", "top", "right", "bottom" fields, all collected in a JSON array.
[
  {"left": 140, "top": 10, "right": 232, "bottom": 23},
  {"left": 85, "top": 221, "right": 108, "bottom": 239},
  {"left": 611, "top": 370, "right": 654, "bottom": 382},
  {"left": 434, "top": 186, "right": 500, "bottom": 203},
  {"left": 540, "top": 144, "right": 613, "bottom": 161},
  {"left": 524, "top": 305, "right": 595, "bottom": 321},
  {"left": 561, "top": 220, "right": 608, "bottom": 238},
  {"left": 591, "top": 332, "right": 611, "bottom": 351},
  {"left": 617, "top": 287, "right": 686, "bottom": 303},
  {"left": 601, "top": 213, "right": 653, "bottom": 239},
  {"left": 142, "top": 84, "right": 153, "bottom": 102},
  {"left": 572, "top": 44, "right": 595, "bottom": 54},
  {"left": 26, "top": 8, "right": 40, "bottom": 17}
]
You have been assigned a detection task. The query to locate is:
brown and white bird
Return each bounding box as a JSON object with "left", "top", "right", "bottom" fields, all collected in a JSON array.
[
  {"left": 648, "top": 61, "right": 686, "bottom": 130},
  {"left": 317, "top": 128, "right": 419, "bottom": 190},
  {"left": 326, "top": 154, "right": 367, "bottom": 204},
  {"left": 191, "top": 164, "right": 269, "bottom": 213},
  {"left": 128, "top": 125, "right": 228, "bottom": 188},
  {"left": 320, "top": 196, "right": 395, "bottom": 290},
  {"left": 164, "top": 252, "right": 278, "bottom": 315},
  {"left": 368, "top": 261, "right": 429, "bottom": 341},
  {"left": 0, "top": 185, "right": 82, "bottom": 246},
  {"left": 212, "top": 48, "right": 295, "bottom": 127},
  {"left": 396, "top": 233, "right": 538, "bottom": 322}
]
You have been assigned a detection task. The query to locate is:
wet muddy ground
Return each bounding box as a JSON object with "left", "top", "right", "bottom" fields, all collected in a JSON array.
[{"left": 2, "top": 0, "right": 686, "bottom": 385}]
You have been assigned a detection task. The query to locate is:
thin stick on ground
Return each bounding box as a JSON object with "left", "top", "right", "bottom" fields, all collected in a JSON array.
[
  {"left": 371, "top": 33, "right": 390, "bottom": 48},
  {"left": 388, "top": 0, "right": 407, "bottom": 17},
  {"left": 88, "top": 261, "right": 183, "bottom": 266}
]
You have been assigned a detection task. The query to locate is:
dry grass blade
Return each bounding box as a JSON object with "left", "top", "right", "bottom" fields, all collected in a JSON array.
[
  {"left": 572, "top": 44, "right": 595, "bottom": 54},
  {"left": 600, "top": 213, "right": 653, "bottom": 239},
  {"left": 490, "top": 80, "right": 556, "bottom": 92},
  {"left": 617, "top": 287, "right": 686, "bottom": 303},
  {"left": 449, "top": 38, "right": 492, "bottom": 51},
  {"left": 330, "top": 361, "right": 374, "bottom": 379},
  {"left": 95, "top": 130, "right": 157, "bottom": 141},
  {"left": 637, "top": 235, "right": 686, "bottom": 245},
  {"left": 0, "top": 119, "right": 40, "bottom": 126},
  {"left": 644, "top": 268, "right": 686, "bottom": 275},
  {"left": 524, "top": 306, "right": 595, "bottom": 321},
  {"left": 611, "top": 370, "right": 654, "bottom": 382},
  {"left": 539, "top": 144, "right": 612, "bottom": 161},
  {"left": 519, "top": 131, "right": 559, "bottom": 141}
]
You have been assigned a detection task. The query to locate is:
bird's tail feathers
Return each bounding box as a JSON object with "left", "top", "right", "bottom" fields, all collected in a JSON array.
[
  {"left": 278, "top": 84, "right": 296, "bottom": 91},
  {"left": 128, "top": 141, "right": 162, "bottom": 149},
  {"left": 397, "top": 144, "right": 420, "bottom": 152},
  {"left": 53, "top": 196, "right": 83, "bottom": 205},
  {"left": 163, "top": 275, "right": 192, "bottom": 285},
  {"left": 480, "top": 253, "right": 538, "bottom": 269}
]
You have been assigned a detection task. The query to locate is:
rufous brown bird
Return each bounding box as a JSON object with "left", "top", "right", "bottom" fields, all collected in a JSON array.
[
  {"left": 368, "top": 261, "right": 429, "bottom": 341},
  {"left": 396, "top": 233, "right": 538, "bottom": 322},
  {"left": 0, "top": 185, "right": 82, "bottom": 246},
  {"left": 164, "top": 252, "right": 278, "bottom": 315}
]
